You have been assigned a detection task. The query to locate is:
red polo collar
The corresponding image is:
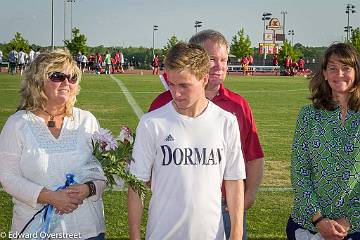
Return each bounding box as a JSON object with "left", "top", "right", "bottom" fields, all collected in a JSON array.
[{"left": 213, "top": 84, "right": 230, "bottom": 101}]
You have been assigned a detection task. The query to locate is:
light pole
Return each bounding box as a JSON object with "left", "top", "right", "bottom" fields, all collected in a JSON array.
[
  {"left": 152, "top": 25, "right": 158, "bottom": 58},
  {"left": 67, "top": 0, "right": 75, "bottom": 39},
  {"left": 344, "top": 26, "right": 353, "bottom": 41},
  {"left": 262, "top": 12, "right": 272, "bottom": 66},
  {"left": 288, "top": 30, "right": 294, "bottom": 45},
  {"left": 51, "top": 0, "right": 54, "bottom": 51},
  {"left": 345, "top": 4, "right": 356, "bottom": 41},
  {"left": 64, "top": 0, "right": 66, "bottom": 46},
  {"left": 195, "top": 21, "right": 202, "bottom": 33},
  {"left": 280, "top": 10, "right": 287, "bottom": 37}
]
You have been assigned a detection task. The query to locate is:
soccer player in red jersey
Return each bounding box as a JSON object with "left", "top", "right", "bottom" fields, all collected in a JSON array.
[
  {"left": 114, "top": 51, "right": 121, "bottom": 73},
  {"left": 298, "top": 57, "right": 305, "bottom": 73},
  {"left": 152, "top": 54, "right": 159, "bottom": 75},
  {"left": 284, "top": 55, "right": 293, "bottom": 75}
]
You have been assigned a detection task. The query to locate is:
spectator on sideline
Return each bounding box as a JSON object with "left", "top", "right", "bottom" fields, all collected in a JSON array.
[
  {"left": 284, "top": 55, "right": 293, "bottom": 75},
  {"left": 29, "top": 48, "right": 35, "bottom": 64},
  {"left": 119, "top": 51, "right": 125, "bottom": 73},
  {"left": 17, "top": 48, "right": 26, "bottom": 75},
  {"left": 95, "top": 52, "right": 103, "bottom": 74},
  {"left": 241, "top": 55, "right": 249, "bottom": 76},
  {"left": 148, "top": 29, "right": 264, "bottom": 240},
  {"left": 104, "top": 51, "right": 111, "bottom": 75},
  {"left": 88, "top": 54, "right": 96, "bottom": 72},
  {"left": 8, "top": 47, "right": 18, "bottom": 75},
  {"left": 34, "top": 48, "right": 41, "bottom": 59},
  {"left": 81, "top": 54, "right": 88, "bottom": 73},
  {"left": 286, "top": 42, "right": 360, "bottom": 239},
  {"left": 114, "top": 51, "right": 121, "bottom": 73},
  {"left": 152, "top": 54, "right": 159, "bottom": 75},
  {"left": 76, "top": 52, "right": 82, "bottom": 68},
  {"left": 128, "top": 42, "right": 245, "bottom": 240},
  {"left": 0, "top": 49, "right": 106, "bottom": 239},
  {"left": 298, "top": 56, "right": 305, "bottom": 73},
  {"left": 248, "top": 54, "right": 254, "bottom": 66},
  {"left": 110, "top": 56, "right": 116, "bottom": 74},
  {"left": 273, "top": 54, "right": 278, "bottom": 66},
  {"left": 114, "top": 50, "right": 125, "bottom": 73}
]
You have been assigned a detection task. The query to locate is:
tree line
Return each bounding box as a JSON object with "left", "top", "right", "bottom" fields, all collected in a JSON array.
[{"left": 1, "top": 27, "right": 359, "bottom": 69}]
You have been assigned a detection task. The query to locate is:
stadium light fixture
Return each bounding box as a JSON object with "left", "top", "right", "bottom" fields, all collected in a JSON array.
[
  {"left": 51, "top": 0, "right": 54, "bottom": 51},
  {"left": 288, "top": 30, "right": 295, "bottom": 46},
  {"left": 262, "top": 12, "right": 272, "bottom": 66},
  {"left": 280, "top": 10, "right": 287, "bottom": 37},
  {"left": 67, "top": 0, "right": 75, "bottom": 39},
  {"left": 344, "top": 26, "right": 353, "bottom": 42},
  {"left": 195, "top": 21, "right": 202, "bottom": 33},
  {"left": 64, "top": 0, "right": 66, "bottom": 46},
  {"left": 345, "top": 4, "right": 356, "bottom": 41},
  {"left": 152, "top": 25, "right": 159, "bottom": 58}
]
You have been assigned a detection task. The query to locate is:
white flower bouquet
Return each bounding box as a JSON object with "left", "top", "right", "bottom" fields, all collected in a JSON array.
[{"left": 91, "top": 126, "right": 146, "bottom": 196}]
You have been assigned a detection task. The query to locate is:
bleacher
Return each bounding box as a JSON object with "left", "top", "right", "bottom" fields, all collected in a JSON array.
[{"left": 228, "top": 65, "right": 280, "bottom": 75}]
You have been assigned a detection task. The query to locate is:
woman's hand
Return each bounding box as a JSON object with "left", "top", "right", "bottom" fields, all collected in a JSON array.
[
  {"left": 335, "top": 218, "right": 351, "bottom": 232},
  {"left": 55, "top": 184, "right": 91, "bottom": 214},
  {"left": 316, "top": 218, "right": 347, "bottom": 240},
  {"left": 67, "top": 184, "right": 90, "bottom": 201},
  {"left": 38, "top": 188, "right": 83, "bottom": 215},
  {"left": 53, "top": 189, "right": 85, "bottom": 215}
]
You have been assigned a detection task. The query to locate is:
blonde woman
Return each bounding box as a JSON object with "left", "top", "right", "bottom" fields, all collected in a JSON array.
[{"left": 0, "top": 49, "right": 106, "bottom": 240}]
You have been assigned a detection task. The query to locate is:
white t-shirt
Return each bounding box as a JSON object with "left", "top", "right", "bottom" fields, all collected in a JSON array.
[
  {"left": 17, "top": 51, "right": 26, "bottom": 64},
  {"left": 0, "top": 108, "right": 105, "bottom": 239},
  {"left": 34, "top": 51, "right": 40, "bottom": 59},
  {"left": 81, "top": 55, "right": 88, "bottom": 63},
  {"left": 130, "top": 101, "right": 246, "bottom": 240},
  {"left": 120, "top": 53, "right": 124, "bottom": 64},
  {"left": 29, "top": 50, "right": 35, "bottom": 63}
]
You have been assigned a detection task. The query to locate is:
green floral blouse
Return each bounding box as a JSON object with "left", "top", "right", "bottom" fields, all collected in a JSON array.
[{"left": 291, "top": 104, "right": 359, "bottom": 233}]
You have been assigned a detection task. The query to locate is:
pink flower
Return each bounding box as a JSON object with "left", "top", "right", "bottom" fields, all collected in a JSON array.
[{"left": 116, "top": 126, "right": 134, "bottom": 144}]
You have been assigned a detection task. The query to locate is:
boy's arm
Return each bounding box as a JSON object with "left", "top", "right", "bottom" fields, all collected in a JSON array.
[
  {"left": 225, "top": 179, "right": 244, "bottom": 240},
  {"left": 128, "top": 186, "right": 144, "bottom": 240}
]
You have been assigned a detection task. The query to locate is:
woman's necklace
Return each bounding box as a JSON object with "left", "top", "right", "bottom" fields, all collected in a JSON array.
[{"left": 43, "top": 110, "right": 64, "bottom": 128}]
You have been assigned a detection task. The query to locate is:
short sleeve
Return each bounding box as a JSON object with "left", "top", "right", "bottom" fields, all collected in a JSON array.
[
  {"left": 224, "top": 116, "right": 246, "bottom": 180},
  {"left": 130, "top": 117, "right": 156, "bottom": 182},
  {"left": 240, "top": 101, "right": 264, "bottom": 162}
]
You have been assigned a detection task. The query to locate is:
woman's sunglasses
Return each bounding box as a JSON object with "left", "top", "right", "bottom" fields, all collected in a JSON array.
[{"left": 49, "top": 72, "right": 78, "bottom": 84}]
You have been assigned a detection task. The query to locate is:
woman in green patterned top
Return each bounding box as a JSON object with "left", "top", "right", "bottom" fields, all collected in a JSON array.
[{"left": 286, "top": 43, "right": 360, "bottom": 240}]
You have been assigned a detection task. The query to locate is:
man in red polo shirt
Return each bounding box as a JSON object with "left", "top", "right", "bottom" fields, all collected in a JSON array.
[{"left": 148, "top": 29, "right": 264, "bottom": 240}]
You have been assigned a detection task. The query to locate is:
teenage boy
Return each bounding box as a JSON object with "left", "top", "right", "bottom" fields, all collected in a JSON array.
[
  {"left": 149, "top": 30, "right": 264, "bottom": 240},
  {"left": 128, "top": 42, "right": 246, "bottom": 240}
]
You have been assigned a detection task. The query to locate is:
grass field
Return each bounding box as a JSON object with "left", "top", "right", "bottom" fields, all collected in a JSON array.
[{"left": 0, "top": 72, "right": 310, "bottom": 239}]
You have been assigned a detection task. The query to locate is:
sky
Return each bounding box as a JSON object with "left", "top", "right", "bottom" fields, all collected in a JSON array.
[{"left": 0, "top": 0, "right": 359, "bottom": 49}]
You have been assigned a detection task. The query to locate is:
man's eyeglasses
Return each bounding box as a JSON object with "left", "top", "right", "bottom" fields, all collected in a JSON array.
[{"left": 49, "top": 72, "right": 78, "bottom": 84}]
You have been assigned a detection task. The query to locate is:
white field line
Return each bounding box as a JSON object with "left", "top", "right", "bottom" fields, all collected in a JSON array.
[{"left": 110, "top": 75, "right": 144, "bottom": 119}]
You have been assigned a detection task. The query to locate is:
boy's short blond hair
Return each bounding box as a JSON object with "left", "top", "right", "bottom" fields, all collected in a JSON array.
[{"left": 165, "top": 42, "right": 210, "bottom": 80}]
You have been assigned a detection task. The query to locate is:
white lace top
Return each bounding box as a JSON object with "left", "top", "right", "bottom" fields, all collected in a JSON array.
[{"left": 0, "top": 107, "right": 106, "bottom": 239}]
